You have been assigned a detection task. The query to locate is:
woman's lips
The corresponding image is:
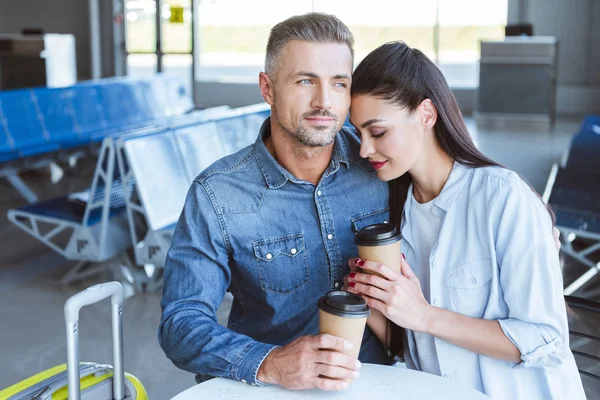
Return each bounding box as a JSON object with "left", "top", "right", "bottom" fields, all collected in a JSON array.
[{"left": 370, "top": 160, "right": 387, "bottom": 170}]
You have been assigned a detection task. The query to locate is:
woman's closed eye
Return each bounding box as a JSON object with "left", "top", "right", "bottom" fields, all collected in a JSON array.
[{"left": 369, "top": 130, "right": 387, "bottom": 138}]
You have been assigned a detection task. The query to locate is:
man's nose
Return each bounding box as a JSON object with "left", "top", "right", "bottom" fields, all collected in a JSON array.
[{"left": 312, "top": 84, "right": 332, "bottom": 110}]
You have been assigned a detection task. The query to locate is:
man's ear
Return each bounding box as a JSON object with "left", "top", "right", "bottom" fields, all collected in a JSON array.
[
  {"left": 419, "top": 99, "right": 437, "bottom": 128},
  {"left": 259, "top": 72, "right": 275, "bottom": 105}
]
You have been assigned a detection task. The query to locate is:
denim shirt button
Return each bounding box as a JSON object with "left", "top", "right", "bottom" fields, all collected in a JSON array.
[
  {"left": 334, "top": 282, "right": 340, "bottom": 288},
  {"left": 290, "top": 248, "right": 297, "bottom": 255},
  {"left": 266, "top": 253, "right": 273, "bottom": 260},
  {"left": 241, "top": 379, "right": 247, "bottom": 384},
  {"left": 317, "top": 190, "right": 322, "bottom": 196},
  {"left": 327, "top": 234, "right": 333, "bottom": 240}
]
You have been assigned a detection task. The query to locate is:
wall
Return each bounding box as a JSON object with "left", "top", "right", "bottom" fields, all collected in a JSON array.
[
  {"left": 0, "top": 0, "right": 118, "bottom": 81},
  {"left": 512, "top": 0, "right": 600, "bottom": 115},
  {"left": 0, "top": 0, "right": 92, "bottom": 81}
]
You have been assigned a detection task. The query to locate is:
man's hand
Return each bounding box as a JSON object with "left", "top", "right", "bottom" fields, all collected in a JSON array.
[{"left": 256, "top": 334, "right": 361, "bottom": 390}]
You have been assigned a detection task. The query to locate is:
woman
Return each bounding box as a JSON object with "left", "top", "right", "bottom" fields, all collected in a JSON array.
[{"left": 344, "top": 41, "right": 585, "bottom": 399}]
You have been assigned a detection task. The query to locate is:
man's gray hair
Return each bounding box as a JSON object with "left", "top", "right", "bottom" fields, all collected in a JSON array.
[{"left": 265, "top": 12, "right": 354, "bottom": 77}]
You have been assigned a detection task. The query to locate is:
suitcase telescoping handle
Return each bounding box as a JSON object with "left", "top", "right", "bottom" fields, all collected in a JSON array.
[{"left": 64, "top": 282, "right": 125, "bottom": 400}]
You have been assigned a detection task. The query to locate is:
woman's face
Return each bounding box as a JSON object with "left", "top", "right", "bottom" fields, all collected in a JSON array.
[{"left": 350, "top": 95, "right": 427, "bottom": 182}]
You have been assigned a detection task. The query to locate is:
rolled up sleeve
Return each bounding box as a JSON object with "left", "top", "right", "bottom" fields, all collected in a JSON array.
[
  {"left": 498, "top": 318, "right": 563, "bottom": 368},
  {"left": 494, "top": 178, "right": 568, "bottom": 369}
]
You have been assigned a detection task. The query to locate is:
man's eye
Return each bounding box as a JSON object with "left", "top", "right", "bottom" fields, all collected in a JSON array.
[
  {"left": 298, "top": 79, "right": 312, "bottom": 84},
  {"left": 334, "top": 82, "right": 347, "bottom": 88}
]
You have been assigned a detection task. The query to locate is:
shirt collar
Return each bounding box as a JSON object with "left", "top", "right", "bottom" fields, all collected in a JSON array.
[
  {"left": 433, "top": 161, "right": 472, "bottom": 212},
  {"left": 402, "top": 161, "right": 472, "bottom": 231},
  {"left": 255, "top": 117, "right": 350, "bottom": 189}
]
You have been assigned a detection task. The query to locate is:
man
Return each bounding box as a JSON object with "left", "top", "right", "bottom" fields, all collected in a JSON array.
[{"left": 159, "top": 13, "right": 392, "bottom": 391}]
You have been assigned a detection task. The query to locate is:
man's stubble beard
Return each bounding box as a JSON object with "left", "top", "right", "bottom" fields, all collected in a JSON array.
[{"left": 275, "top": 112, "right": 339, "bottom": 148}]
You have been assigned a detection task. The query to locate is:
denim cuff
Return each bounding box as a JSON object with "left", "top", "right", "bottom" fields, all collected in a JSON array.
[{"left": 234, "top": 342, "right": 278, "bottom": 385}]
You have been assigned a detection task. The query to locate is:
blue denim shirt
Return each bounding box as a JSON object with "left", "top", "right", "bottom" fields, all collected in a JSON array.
[{"left": 159, "top": 118, "right": 393, "bottom": 385}]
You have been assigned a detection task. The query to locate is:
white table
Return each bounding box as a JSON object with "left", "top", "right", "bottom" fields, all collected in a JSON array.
[{"left": 171, "top": 363, "right": 490, "bottom": 399}]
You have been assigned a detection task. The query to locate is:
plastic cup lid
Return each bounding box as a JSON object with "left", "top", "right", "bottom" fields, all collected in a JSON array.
[
  {"left": 318, "top": 290, "right": 370, "bottom": 318},
  {"left": 354, "top": 223, "right": 401, "bottom": 246}
]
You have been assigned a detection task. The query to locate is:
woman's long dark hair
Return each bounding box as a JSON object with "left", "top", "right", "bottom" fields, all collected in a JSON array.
[{"left": 351, "top": 41, "right": 554, "bottom": 358}]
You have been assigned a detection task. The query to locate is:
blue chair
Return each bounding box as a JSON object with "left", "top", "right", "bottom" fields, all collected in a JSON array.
[
  {"left": 0, "top": 119, "right": 17, "bottom": 162},
  {"left": 543, "top": 114, "right": 600, "bottom": 298},
  {"left": 139, "top": 76, "right": 175, "bottom": 120},
  {"left": 0, "top": 89, "right": 58, "bottom": 157},
  {"left": 564, "top": 115, "right": 600, "bottom": 171},
  {"left": 32, "top": 87, "right": 82, "bottom": 148},
  {"left": 69, "top": 85, "right": 106, "bottom": 147}
]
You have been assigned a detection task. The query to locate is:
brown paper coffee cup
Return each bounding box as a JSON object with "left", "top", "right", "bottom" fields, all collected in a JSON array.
[
  {"left": 355, "top": 223, "right": 402, "bottom": 277},
  {"left": 318, "top": 291, "right": 370, "bottom": 359}
]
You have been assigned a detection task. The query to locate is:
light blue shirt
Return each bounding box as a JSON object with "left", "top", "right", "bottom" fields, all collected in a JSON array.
[{"left": 401, "top": 162, "right": 586, "bottom": 399}]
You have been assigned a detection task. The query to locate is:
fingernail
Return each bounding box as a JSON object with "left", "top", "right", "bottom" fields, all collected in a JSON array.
[
  {"left": 355, "top": 257, "right": 362, "bottom": 264},
  {"left": 358, "top": 260, "right": 365, "bottom": 267},
  {"left": 349, "top": 282, "right": 355, "bottom": 288},
  {"left": 402, "top": 253, "right": 406, "bottom": 260},
  {"left": 349, "top": 272, "right": 356, "bottom": 279},
  {"left": 344, "top": 341, "right": 353, "bottom": 350},
  {"left": 355, "top": 360, "right": 362, "bottom": 369}
]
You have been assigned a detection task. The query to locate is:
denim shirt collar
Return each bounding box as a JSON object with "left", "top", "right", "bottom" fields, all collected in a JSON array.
[{"left": 255, "top": 117, "right": 350, "bottom": 189}]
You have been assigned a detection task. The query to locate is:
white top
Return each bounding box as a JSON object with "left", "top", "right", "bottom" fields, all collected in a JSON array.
[
  {"left": 171, "top": 363, "right": 490, "bottom": 400},
  {"left": 410, "top": 194, "right": 442, "bottom": 376},
  {"left": 401, "top": 162, "right": 586, "bottom": 399}
]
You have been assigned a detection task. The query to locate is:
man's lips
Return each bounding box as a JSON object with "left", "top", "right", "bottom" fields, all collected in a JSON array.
[
  {"left": 305, "top": 117, "right": 334, "bottom": 124},
  {"left": 370, "top": 160, "right": 387, "bottom": 170}
]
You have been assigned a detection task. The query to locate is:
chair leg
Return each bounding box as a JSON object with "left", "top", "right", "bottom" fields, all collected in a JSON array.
[
  {"left": 5, "top": 173, "right": 38, "bottom": 203},
  {"left": 561, "top": 231, "right": 600, "bottom": 296},
  {"left": 115, "top": 255, "right": 163, "bottom": 294},
  {"left": 59, "top": 261, "right": 107, "bottom": 285}
]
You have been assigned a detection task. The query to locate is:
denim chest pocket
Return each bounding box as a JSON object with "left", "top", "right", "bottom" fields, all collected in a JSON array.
[
  {"left": 351, "top": 207, "right": 389, "bottom": 233},
  {"left": 253, "top": 233, "right": 309, "bottom": 294},
  {"left": 445, "top": 259, "right": 494, "bottom": 318}
]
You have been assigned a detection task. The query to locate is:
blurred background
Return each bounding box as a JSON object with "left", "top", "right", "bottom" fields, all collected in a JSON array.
[{"left": 0, "top": 0, "right": 599, "bottom": 398}]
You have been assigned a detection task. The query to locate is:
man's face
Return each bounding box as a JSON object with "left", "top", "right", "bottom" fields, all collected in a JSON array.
[{"left": 266, "top": 40, "right": 353, "bottom": 147}]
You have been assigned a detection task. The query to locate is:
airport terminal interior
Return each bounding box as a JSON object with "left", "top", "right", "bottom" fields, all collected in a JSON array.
[{"left": 0, "top": 0, "right": 599, "bottom": 399}]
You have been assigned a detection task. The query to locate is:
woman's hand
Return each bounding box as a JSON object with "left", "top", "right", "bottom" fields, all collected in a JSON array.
[{"left": 346, "top": 256, "right": 432, "bottom": 332}]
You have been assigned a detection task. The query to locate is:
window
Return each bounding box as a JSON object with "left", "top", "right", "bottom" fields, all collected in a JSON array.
[
  {"left": 193, "top": 0, "right": 507, "bottom": 87},
  {"left": 195, "top": 0, "right": 313, "bottom": 82},
  {"left": 438, "top": 0, "right": 507, "bottom": 87}
]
